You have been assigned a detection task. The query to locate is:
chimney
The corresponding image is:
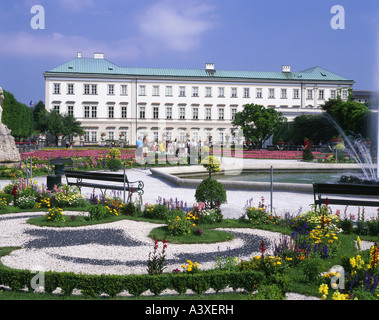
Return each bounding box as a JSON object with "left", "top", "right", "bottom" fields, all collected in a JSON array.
[
  {"left": 94, "top": 53, "right": 104, "bottom": 59},
  {"left": 77, "top": 52, "right": 82, "bottom": 58},
  {"left": 206, "top": 63, "right": 215, "bottom": 71},
  {"left": 282, "top": 65, "right": 291, "bottom": 73}
]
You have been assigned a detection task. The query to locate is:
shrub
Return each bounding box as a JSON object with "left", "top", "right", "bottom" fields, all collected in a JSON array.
[
  {"left": 120, "top": 201, "right": 142, "bottom": 216},
  {"left": 16, "top": 195, "right": 36, "bottom": 209},
  {"left": 143, "top": 203, "right": 170, "bottom": 220},
  {"left": 198, "top": 208, "right": 223, "bottom": 224},
  {"left": 88, "top": 204, "right": 112, "bottom": 221},
  {"left": 249, "top": 284, "right": 285, "bottom": 300},
  {"left": 44, "top": 207, "right": 65, "bottom": 222},
  {"left": 195, "top": 178, "right": 227, "bottom": 209},
  {"left": 167, "top": 210, "right": 197, "bottom": 236},
  {"left": 106, "top": 158, "right": 122, "bottom": 171}
]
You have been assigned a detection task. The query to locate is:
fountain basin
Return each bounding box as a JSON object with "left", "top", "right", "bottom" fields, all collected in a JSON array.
[{"left": 150, "top": 162, "right": 363, "bottom": 193}]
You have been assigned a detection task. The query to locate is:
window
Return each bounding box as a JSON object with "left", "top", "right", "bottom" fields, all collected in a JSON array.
[
  {"left": 269, "top": 88, "right": 275, "bottom": 98},
  {"left": 244, "top": 88, "right": 250, "bottom": 98},
  {"left": 153, "top": 132, "right": 159, "bottom": 142},
  {"left": 67, "top": 84, "right": 74, "bottom": 95},
  {"left": 179, "top": 86, "right": 186, "bottom": 97},
  {"left": 192, "top": 107, "right": 199, "bottom": 120},
  {"left": 84, "top": 106, "right": 90, "bottom": 118},
  {"left": 231, "top": 88, "right": 237, "bottom": 98},
  {"left": 179, "top": 107, "right": 186, "bottom": 120},
  {"left": 139, "top": 106, "right": 146, "bottom": 119},
  {"left": 293, "top": 89, "right": 299, "bottom": 99},
  {"left": 121, "top": 85, "right": 128, "bottom": 95},
  {"left": 192, "top": 87, "right": 199, "bottom": 97},
  {"left": 139, "top": 85, "right": 146, "bottom": 96},
  {"left": 192, "top": 131, "right": 199, "bottom": 142},
  {"left": 281, "top": 89, "right": 287, "bottom": 99},
  {"left": 179, "top": 132, "right": 186, "bottom": 142},
  {"left": 218, "top": 108, "right": 224, "bottom": 120},
  {"left": 91, "top": 106, "right": 97, "bottom": 118},
  {"left": 219, "top": 132, "right": 224, "bottom": 143},
  {"left": 108, "top": 106, "right": 114, "bottom": 119},
  {"left": 166, "top": 131, "right": 172, "bottom": 142},
  {"left": 342, "top": 90, "right": 348, "bottom": 100},
  {"left": 307, "top": 89, "right": 313, "bottom": 100},
  {"left": 231, "top": 108, "right": 237, "bottom": 120},
  {"left": 256, "top": 88, "right": 262, "bottom": 98},
  {"left": 85, "top": 131, "right": 97, "bottom": 142},
  {"left": 205, "top": 108, "right": 212, "bottom": 120},
  {"left": 54, "top": 105, "right": 60, "bottom": 113},
  {"left": 121, "top": 106, "right": 127, "bottom": 119},
  {"left": 84, "top": 84, "right": 97, "bottom": 95},
  {"left": 166, "top": 107, "right": 172, "bottom": 119},
  {"left": 319, "top": 90, "right": 325, "bottom": 100},
  {"left": 153, "top": 107, "right": 159, "bottom": 119},
  {"left": 108, "top": 84, "right": 114, "bottom": 95},
  {"left": 108, "top": 131, "right": 114, "bottom": 141},
  {"left": 153, "top": 86, "right": 160, "bottom": 96},
  {"left": 54, "top": 83, "right": 60, "bottom": 94},
  {"left": 205, "top": 87, "right": 212, "bottom": 97},
  {"left": 218, "top": 87, "right": 225, "bottom": 97},
  {"left": 67, "top": 105, "right": 74, "bottom": 117},
  {"left": 331, "top": 90, "right": 337, "bottom": 99},
  {"left": 166, "top": 86, "right": 173, "bottom": 96},
  {"left": 120, "top": 131, "right": 127, "bottom": 142}
]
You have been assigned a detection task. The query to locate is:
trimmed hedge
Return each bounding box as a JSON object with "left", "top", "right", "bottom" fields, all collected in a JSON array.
[{"left": 0, "top": 266, "right": 265, "bottom": 298}]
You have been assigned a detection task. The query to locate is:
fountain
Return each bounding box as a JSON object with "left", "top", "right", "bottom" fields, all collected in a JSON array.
[
  {"left": 323, "top": 114, "right": 379, "bottom": 185},
  {"left": 0, "top": 86, "right": 21, "bottom": 166}
]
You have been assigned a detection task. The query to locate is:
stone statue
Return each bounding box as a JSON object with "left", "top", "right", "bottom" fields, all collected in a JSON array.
[{"left": 0, "top": 85, "right": 21, "bottom": 164}]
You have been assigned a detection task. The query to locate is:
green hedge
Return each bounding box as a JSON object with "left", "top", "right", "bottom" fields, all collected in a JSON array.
[{"left": 0, "top": 266, "right": 265, "bottom": 298}]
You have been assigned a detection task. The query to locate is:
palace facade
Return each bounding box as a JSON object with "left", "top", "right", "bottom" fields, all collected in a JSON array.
[{"left": 44, "top": 52, "right": 354, "bottom": 146}]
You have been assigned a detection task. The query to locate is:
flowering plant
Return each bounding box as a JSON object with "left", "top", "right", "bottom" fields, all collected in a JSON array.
[
  {"left": 44, "top": 207, "right": 65, "bottom": 222},
  {"left": 181, "top": 260, "right": 199, "bottom": 274},
  {"left": 147, "top": 236, "right": 168, "bottom": 275}
]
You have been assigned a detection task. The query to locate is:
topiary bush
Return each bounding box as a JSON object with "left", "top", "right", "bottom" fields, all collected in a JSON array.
[{"left": 195, "top": 178, "right": 227, "bottom": 209}]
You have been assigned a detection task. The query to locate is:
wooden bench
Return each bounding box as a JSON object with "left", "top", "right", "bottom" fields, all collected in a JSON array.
[
  {"left": 313, "top": 183, "right": 379, "bottom": 208},
  {"left": 64, "top": 170, "right": 144, "bottom": 202}
]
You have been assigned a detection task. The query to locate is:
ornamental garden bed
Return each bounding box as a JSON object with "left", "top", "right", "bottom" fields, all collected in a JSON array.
[{"left": 0, "top": 177, "right": 378, "bottom": 300}]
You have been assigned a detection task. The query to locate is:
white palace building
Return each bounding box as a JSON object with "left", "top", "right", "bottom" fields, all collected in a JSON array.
[{"left": 44, "top": 52, "right": 354, "bottom": 146}]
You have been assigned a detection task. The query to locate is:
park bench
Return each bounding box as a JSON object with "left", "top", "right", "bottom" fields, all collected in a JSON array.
[
  {"left": 313, "top": 183, "right": 379, "bottom": 208},
  {"left": 64, "top": 170, "right": 144, "bottom": 202}
]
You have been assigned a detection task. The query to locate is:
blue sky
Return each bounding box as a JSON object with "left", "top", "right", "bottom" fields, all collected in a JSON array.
[{"left": 1, "top": 0, "right": 379, "bottom": 105}]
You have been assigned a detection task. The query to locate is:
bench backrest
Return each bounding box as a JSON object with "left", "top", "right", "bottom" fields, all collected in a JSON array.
[
  {"left": 313, "top": 183, "right": 379, "bottom": 196},
  {"left": 64, "top": 170, "right": 127, "bottom": 183}
]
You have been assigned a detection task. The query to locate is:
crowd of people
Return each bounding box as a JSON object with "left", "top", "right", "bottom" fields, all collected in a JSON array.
[{"left": 136, "top": 137, "right": 210, "bottom": 163}]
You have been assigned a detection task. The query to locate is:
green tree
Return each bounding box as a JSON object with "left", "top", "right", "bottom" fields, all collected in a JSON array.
[
  {"left": 2, "top": 90, "right": 34, "bottom": 138},
  {"left": 232, "top": 103, "right": 285, "bottom": 149},
  {"left": 40, "top": 110, "right": 84, "bottom": 143},
  {"left": 321, "top": 93, "right": 370, "bottom": 136},
  {"left": 287, "top": 114, "right": 338, "bottom": 145}
]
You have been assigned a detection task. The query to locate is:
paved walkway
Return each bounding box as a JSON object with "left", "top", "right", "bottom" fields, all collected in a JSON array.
[{"left": 1, "top": 159, "right": 377, "bottom": 219}]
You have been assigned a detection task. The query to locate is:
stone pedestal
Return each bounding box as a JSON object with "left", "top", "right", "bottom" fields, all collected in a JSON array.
[{"left": 0, "top": 123, "right": 21, "bottom": 164}]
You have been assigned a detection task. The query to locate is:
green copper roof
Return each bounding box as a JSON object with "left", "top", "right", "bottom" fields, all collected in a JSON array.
[{"left": 45, "top": 57, "right": 353, "bottom": 83}]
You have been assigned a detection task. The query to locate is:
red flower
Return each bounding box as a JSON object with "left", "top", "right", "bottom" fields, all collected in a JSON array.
[{"left": 325, "top": 198, "right": 330, "bottom": 206}]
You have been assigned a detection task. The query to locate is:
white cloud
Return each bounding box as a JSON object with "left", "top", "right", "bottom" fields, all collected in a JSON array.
[
  {"left": 1, "top": 0, "right": 216, "bottom": 61},
  {"left": 0, "top": 32, "right": 140, "bottom": 61},
  {"left": 137, "top": 0, "right": 215, "bottom": 52}
]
